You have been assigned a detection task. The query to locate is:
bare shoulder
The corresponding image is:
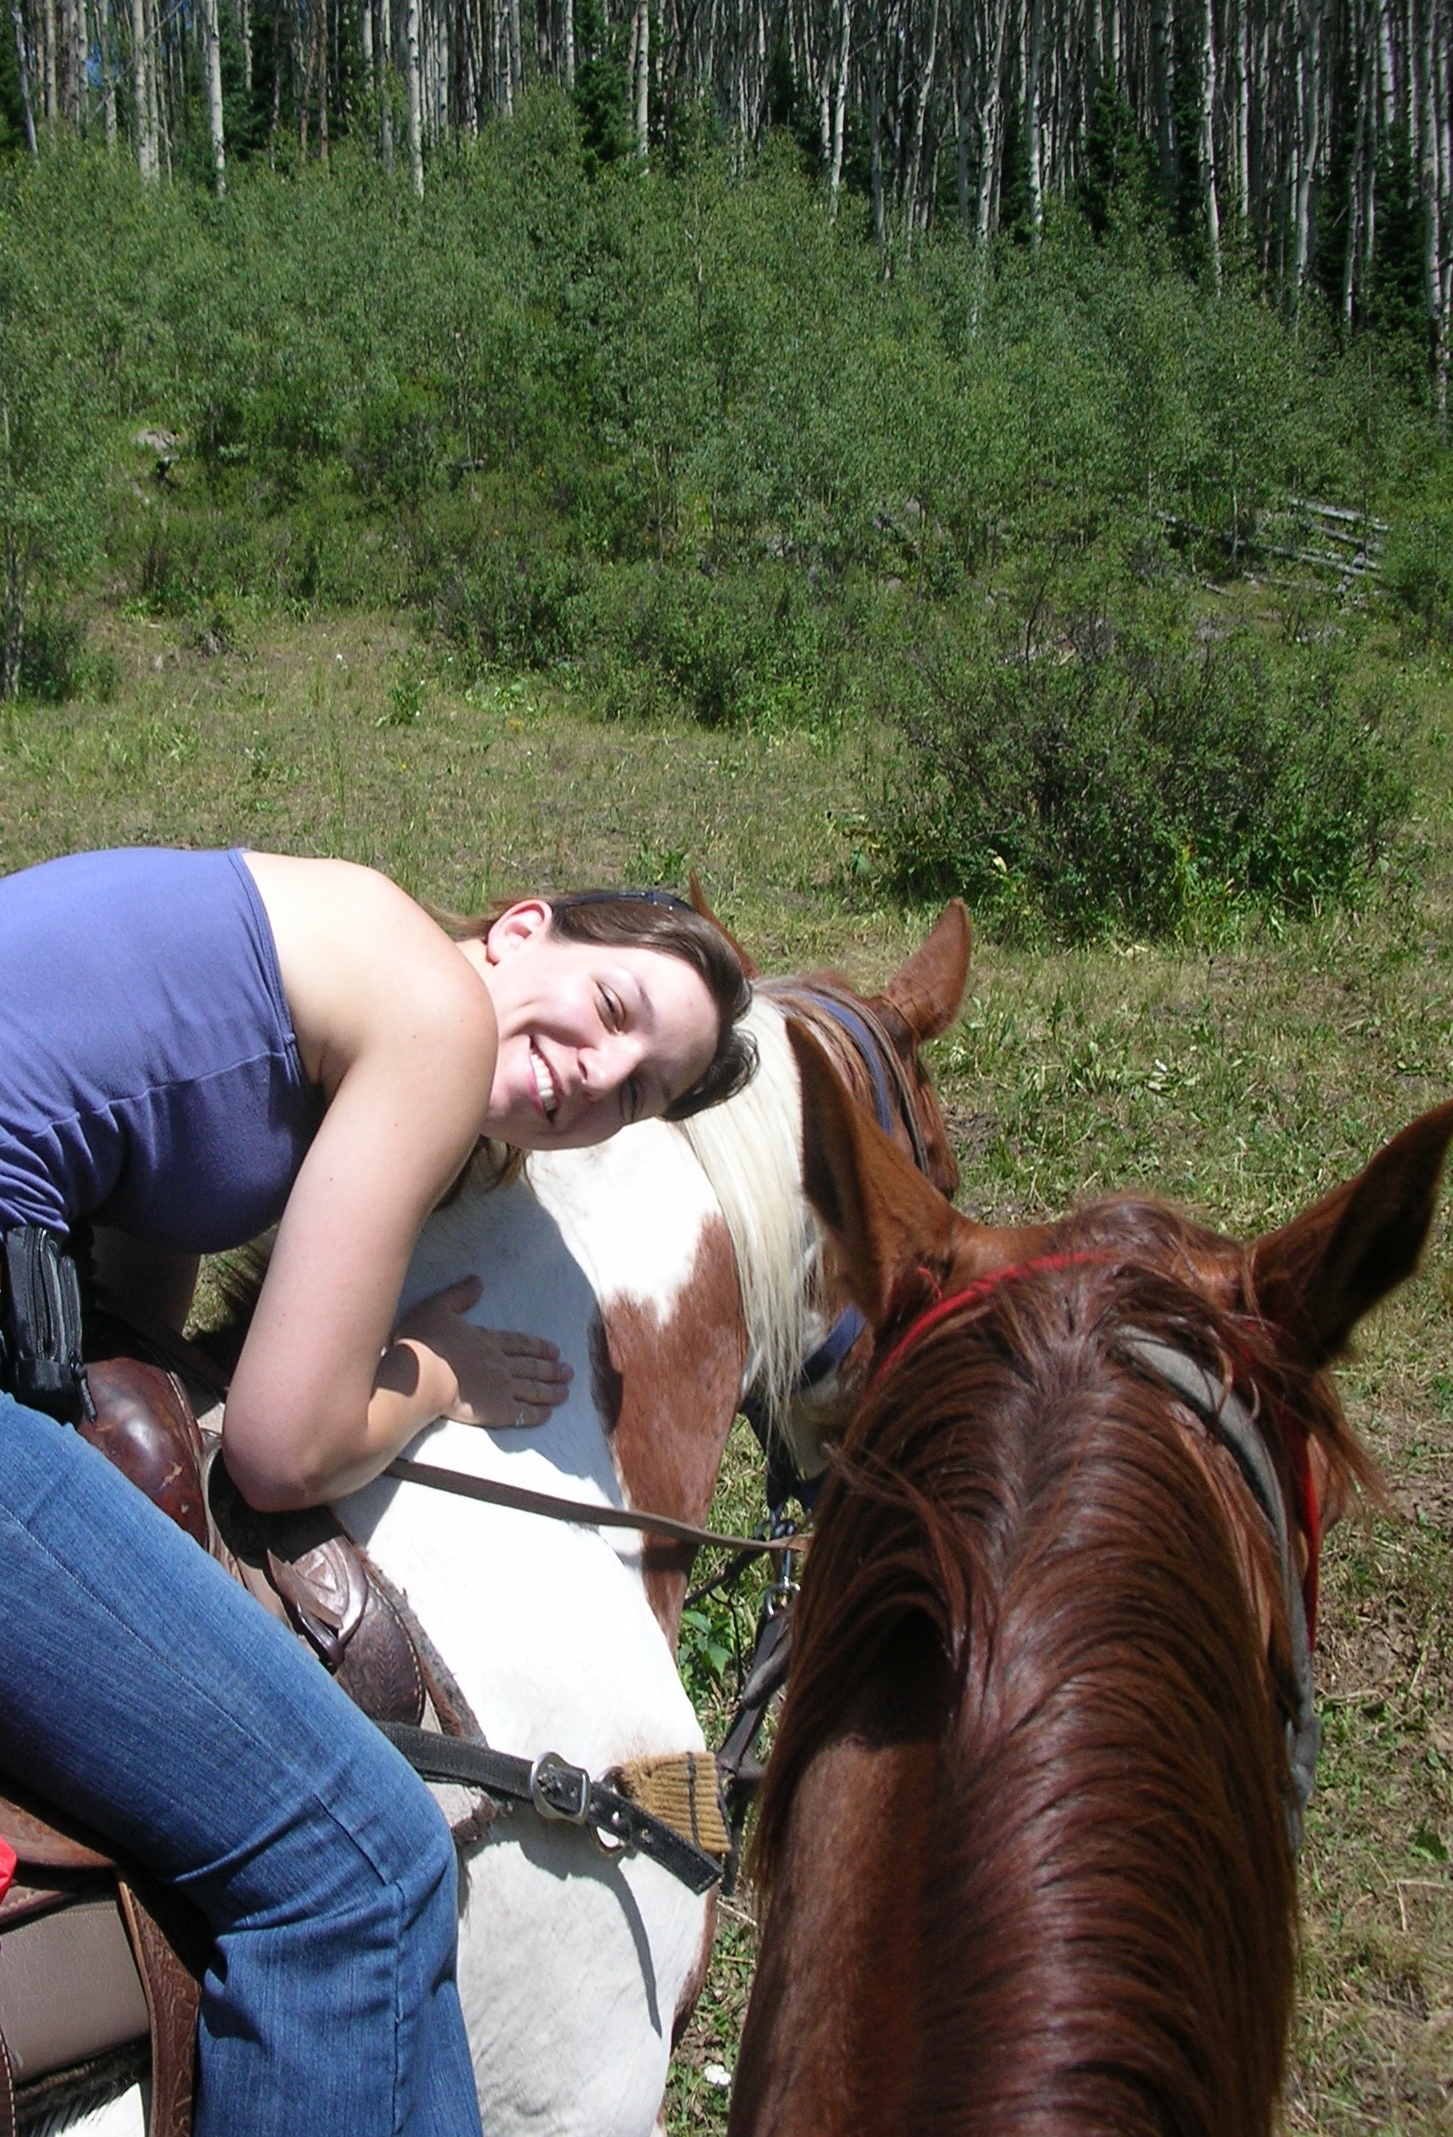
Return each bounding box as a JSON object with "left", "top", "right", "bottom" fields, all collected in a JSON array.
[{"left": 241, "top": 852, "right": 494, "bottom": 1091}]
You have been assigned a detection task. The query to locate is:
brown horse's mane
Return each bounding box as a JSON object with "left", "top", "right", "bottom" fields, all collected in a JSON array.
[{"left": 750, "top": 1192, "right": 1372, "bottom": 2137}]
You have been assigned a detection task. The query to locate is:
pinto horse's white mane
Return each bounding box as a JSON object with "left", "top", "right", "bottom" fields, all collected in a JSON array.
[
  {"left": 488, "top": 996, "right": 819, "bottom": 1459},
  {"left": 674, "top": 998, "right": 822, "bottom": 1463}
]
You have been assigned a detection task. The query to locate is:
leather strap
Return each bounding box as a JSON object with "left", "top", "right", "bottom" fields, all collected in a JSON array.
[
  {"left": 384, "top": 1458, "right": 801, "bottom": 1558},
  {"left": 115, "top": 1881, "right": 199, "bottom": 2137},
  {"left": 0, "top": 2021, "right": 15, "bottom": 2137},
  {"left": 376, "top": 1724, "right": 725, "bottom": 1897},
  {"left": 1117, "top": 1328, "right": 1321, "bottom": 1848}
]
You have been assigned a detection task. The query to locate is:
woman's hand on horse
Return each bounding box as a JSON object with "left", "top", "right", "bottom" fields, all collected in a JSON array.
[{"left": 390, "top": 1276, "right": 573, "bottom": 1427}]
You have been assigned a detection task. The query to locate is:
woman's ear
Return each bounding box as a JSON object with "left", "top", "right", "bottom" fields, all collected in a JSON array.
[{"left": 483, "top": 900, "right": 554, "bottom": 963}]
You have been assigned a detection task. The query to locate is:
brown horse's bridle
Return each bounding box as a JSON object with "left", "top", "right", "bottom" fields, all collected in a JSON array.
[{"left": 870, "top": 1258, "right": 1323, "bottom": 1853}]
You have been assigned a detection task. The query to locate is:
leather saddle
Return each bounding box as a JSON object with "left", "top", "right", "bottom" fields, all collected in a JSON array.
[{"left": 0, "top": 1353, "right": 441, "bottom": 2134}]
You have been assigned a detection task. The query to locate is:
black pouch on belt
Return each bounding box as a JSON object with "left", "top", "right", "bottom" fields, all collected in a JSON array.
[{"left": 0, "top": 1227, "right": 94, "bottom": 1424}]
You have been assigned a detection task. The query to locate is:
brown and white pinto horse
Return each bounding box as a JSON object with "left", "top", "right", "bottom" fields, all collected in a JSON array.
[{"left": 730, "top": 1026, "right": 1453, "bottom": 2137}]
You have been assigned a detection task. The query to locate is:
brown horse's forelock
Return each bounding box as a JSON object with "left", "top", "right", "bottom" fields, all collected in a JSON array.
[{"left": 750, "top": 1196, "right": 1367, "bottom": 2137}]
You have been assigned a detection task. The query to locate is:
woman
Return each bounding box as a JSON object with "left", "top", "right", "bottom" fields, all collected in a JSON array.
[{"left": 0, "top": 845, "right": 753, "bottom": 2137}]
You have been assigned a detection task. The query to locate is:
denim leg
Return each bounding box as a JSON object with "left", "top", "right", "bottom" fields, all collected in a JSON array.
[{"left": 0, "top": 1392, "right": 481, "bottom": 2137}]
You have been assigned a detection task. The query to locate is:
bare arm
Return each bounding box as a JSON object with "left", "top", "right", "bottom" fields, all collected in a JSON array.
[
  {"left": 221, "top": 977, "right": 482, "bottom": 1505},
  {"left": 220, "top": 864, "right": 567, "bottom": 1511}
]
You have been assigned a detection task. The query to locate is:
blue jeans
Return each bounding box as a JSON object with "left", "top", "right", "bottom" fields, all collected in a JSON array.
[{"left": 0, "top": 1391, "right": 482, "bottom": 2137}]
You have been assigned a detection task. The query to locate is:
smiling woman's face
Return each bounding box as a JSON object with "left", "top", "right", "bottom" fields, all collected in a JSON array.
[{"left": 470, "top": 902, "right": 719, "bottom": 1149}]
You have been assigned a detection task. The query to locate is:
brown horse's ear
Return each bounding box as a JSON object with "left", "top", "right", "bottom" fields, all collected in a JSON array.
[
  {"left": 873, "top": 900, "right": 971, "bottom": 1043},
  {"left": 687, "top": 873, "right": 760, "bottom": 981},
  {"left": 1250, "top": 1099, "right": 1453, "bottom": 1367},
  {"left": 789, "top": 1020, "right": 1027, "bottom": 1330}
]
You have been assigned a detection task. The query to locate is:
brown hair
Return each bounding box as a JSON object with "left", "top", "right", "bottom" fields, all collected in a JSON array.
[{"left": 442, "top": 888, "right": 756, "bottom": 1122}]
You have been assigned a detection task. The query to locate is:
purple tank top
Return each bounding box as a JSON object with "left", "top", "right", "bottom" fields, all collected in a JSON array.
[{"left": 0, "top": 847, "right": 322, "bottom": 1252}]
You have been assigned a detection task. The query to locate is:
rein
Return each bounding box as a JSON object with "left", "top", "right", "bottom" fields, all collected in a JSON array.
[
  {"left": 384, "top": 1457, "right": 802, "bottom": 1559},
  {"left": 867, "top": 1252, "right": 1323, "bottom": 1851},
  {"left": 96, "top": 1297, "right": 799, "bottom": 1563}
]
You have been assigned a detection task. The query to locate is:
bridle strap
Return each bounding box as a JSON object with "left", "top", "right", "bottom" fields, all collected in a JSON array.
[
  {"left": 862, "top": 1263, "right": 1322, "bottom": 1852},
  {"left": 1117, "top": 1329, "right": 1321, "bottom": 1849},
  {"left": 784, "top": 987, "right": 933, "bottom": 1176}
]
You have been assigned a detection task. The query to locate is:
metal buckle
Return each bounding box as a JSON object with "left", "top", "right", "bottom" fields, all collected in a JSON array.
[
  {"left": 529, "top": 1751, "right": 592, "bottom": 1825},
  {"left": 765, "top": 1517, "right": 800, "bottom": 1616}
]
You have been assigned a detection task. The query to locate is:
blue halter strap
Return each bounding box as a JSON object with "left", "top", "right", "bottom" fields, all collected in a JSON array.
[{"left": 745, "top": 986, "right": 931, "bottom": 1513}]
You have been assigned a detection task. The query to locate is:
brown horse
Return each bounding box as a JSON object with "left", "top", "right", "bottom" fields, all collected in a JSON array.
[{"left": 729, "top": 1025, "right": 1453, "bottom": 2137}]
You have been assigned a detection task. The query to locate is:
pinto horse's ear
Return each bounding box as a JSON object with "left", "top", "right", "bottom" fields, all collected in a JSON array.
[
  {"left": 687, "top": 873, "right": 760, "bottom": 981},
  {"left": 1251, "top": 1098, "right": 1453, "bottom": 1368},
  {"left": 789, "top": 1020, "right": 1032, "bottom": 1331},
  {"left": 873, "top": 900, "right": 971, "bottom": 1043}
]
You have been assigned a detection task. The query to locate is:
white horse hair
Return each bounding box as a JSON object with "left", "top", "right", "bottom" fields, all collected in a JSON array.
[{"left": 677, "top": 999, "right": 823, "bottom": 1463}]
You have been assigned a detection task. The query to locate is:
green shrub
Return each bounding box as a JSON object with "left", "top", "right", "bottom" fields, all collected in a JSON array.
[
  {"left": 873, "top": 606, "right": 1412, "bottom": 940},
  {"left": 590, "top": 563, "right": 850, "bottom": 728},
  {"left": 1384, "top": 488, "right": 1453, "bottom": 645},
  {"left": 351, "top": 386, "right": 445, "bottom": 507}
]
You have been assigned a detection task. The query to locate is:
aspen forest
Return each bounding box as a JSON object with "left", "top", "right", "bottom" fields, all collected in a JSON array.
[
  {"left": 2, "top": 0, "right": 1453, "bottom": 924},
  {"left": 4, "top": 0, "right": 1452, "bottom": 336}
]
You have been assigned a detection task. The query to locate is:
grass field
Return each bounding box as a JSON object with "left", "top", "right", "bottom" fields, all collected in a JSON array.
[{"left": 6, "top": 610, "right": 1451, "bottom": 2133}]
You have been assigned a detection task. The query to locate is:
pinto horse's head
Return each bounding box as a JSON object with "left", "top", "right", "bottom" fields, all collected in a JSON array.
[
  {"left": 789, "top": 1018, "right": 1453, "bottom": 1400},
  {"left": 730, "top": 1028, "right": 1453, "bottom": 2137}
]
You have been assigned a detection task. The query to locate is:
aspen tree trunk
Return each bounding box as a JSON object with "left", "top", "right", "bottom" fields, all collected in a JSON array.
[
  {"left": 1026, "top": 0, "right": 1045, "bottom": 243},
  {"left": 1290, "top": 0, "right": 1324, "bottom": 301},
  {"left": 975, "top": 0, "right": 1009, "bottom": 246},
  {"left": 361, "top": 0, "right": 374, "bottom": 106},
  {"left": 11, "top": 4, "right": 38, "bottom": 155},
  {"left": 131, "top": 0, "right": 156, "bottom": 176},
  {"left": 1149, "top": 0, "right": 1177, "bottom": 212},
  {"left": 204, "top": 0, "right": 227, "bottom": 192},
  {"left": 1235, "top": 0, "right": 1249, "bottom": 221},
  {"left": 633, "top": 0, "right": 649, "bottom": 148},
  {"left": 1441, "top": 2, "right": 1452, "bottom": 432},
  {"left": 815, "top": 0, "right": 831, "bottom": 166},
  {"left": 1344, "top": 0, "right": 1371, "bottom": 327},
  {"left": 41, "top": 0, "right": 55, "bottom": 122},
  {"left": 380, "top": 0, "right": 394, "bottom": 166},
  {"left": 829, "top": 0, "right": 851, "bottom": 200},
  {"left": 70, "top": 0, "right": 83, "bottom": 123},
  {"left": 405, "top": 0, "right": 424, "bottom": 190},
  {"left": 903, "top": 0, "right": 940, "bottom": 237},
  {"left": 298, "top": 0, "right": 311, "bottom": 157},
  {"left": 151, "top": 0, "right": 169, "bottom": 180},
  {"left": 99, "top": 0, "right": 116, "bottom": 143},
  {"left": 317, "top": 0, "right": 329, "bottom": 160},
  {"left": 57, "top": 0, "right": 73, "bottom": 124},
  {"left": 1197, "top": 0, "right": 1221, "bottom": 279},
  {"left": 1417, "top": 0, "right": 1445, "bottom": 415},
  {"left": 1377, "top": 0, "right": 1395, "bottom": 143},
  {"left": 562, "top": 0, "right": 573, "bottom": 83},
  {"left": 955, "top": 0, "right": 974, "bottom": 228},
  {"left": 869, "top": 7, "right": 886, "bottom": 249},
  {"left": 507, "top": 0, "right": 521, "bottom": 107},
  {"left": 239, "top": 0, "right": 252, "bottom": 90}
]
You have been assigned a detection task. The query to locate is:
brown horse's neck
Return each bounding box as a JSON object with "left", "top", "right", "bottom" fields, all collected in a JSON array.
[{"left": 741, "top": 1242, "right": 1310, "bottom": 2137}]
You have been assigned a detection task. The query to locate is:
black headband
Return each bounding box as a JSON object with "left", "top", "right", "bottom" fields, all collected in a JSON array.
[{"left": 552, "top": 888, "right": 695, "bottom": 915}]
